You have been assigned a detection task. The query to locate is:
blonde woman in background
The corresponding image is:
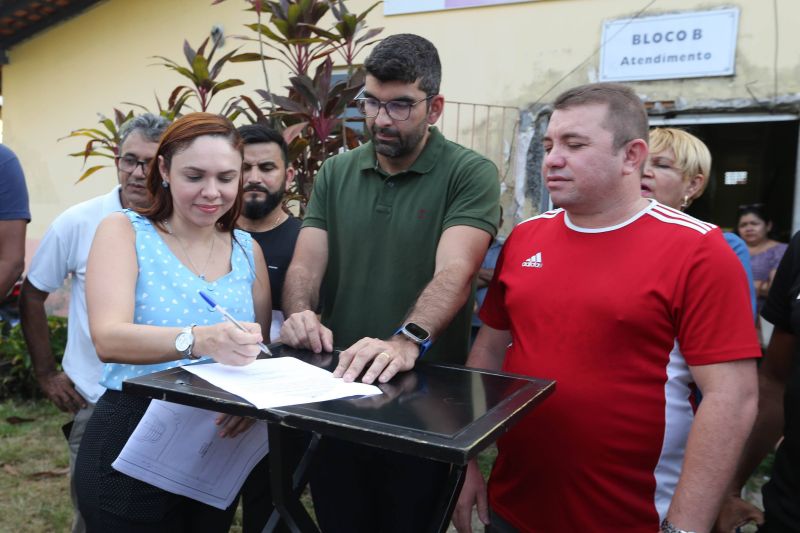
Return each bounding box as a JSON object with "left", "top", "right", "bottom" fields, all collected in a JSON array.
[{"left": 641, "top": 127, "right": 756, "bottom": 315}]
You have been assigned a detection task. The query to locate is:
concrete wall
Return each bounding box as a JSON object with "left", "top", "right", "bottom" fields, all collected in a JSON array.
[{"left": 3, "top": 0, "right": 799, "bottom": 238}]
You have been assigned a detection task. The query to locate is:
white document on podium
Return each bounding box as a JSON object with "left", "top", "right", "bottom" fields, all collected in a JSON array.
[
  {"left": 112, "top": 400, "right": 269, "bottom": 510},
  {"left": 183, "top": 356, "right": 382, "bottom": 409}
]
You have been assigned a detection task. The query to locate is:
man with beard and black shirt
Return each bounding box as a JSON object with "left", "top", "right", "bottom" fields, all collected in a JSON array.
[
  {"left": 236, "top": 123, "right": 301, "bottom": 340},
  {"left": 235, "top": 123, "right": 302, "bottom": 533}
]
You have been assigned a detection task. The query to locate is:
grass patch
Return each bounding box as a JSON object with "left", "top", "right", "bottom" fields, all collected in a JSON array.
[
  {"left": 0, "top": 399, "right": 73, "bottom": 533},
  {"left": 0, "top": 399, "right": 771, "bottom": 533},
  {"left": 0, "top": 399, "right": 310, "bottom": 533},
  {"left": 477, "top": 445, "right": 497, "bottom": 478}
]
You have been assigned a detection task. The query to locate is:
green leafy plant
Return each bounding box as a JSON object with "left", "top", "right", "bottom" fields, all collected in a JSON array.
[
  {"left": 312, "top": 0, "right": 382, "bottom": 73},
  {"left": 230, "top": 0, "right": 335, "bottom": 77},
  {"left": 62, "top": 35, "right": 245, "bottom": 181},
  {"left": 222, "top": 0, "right": 383, "bottom": 208},
  {"left": 59, "top": 108, "right": 134, "bottom": 183},
  {"left": 0, "top": 317, "right": 68, "bottom": 400},
  {"left": 154, "top": 36, "right": 245, "bottom": 116},
  {"left": 63, "top": 0, "right": 383, "bottom": 210},
  {"left": 251, "top": 57, "right": 366, "bottom": 201}
]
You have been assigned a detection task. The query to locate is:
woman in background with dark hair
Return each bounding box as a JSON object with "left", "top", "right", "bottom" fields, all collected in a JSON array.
[
  {"left": 738, "top": 204, "right": 788, "bottom": 315},
  {"left": 75, "top": 112, "right": 270, "bottom": 532}
]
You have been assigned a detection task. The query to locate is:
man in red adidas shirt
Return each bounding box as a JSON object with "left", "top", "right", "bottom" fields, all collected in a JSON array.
[{"left": 453, "top": 83, "right": 760, "bottom": 533}]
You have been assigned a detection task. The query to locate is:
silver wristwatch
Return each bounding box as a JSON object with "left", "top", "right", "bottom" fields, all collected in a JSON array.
[
  {"left": 660, "top": 519, "right": 697, "bottom": 533},
  {"left": 175, "top": 324, "right": 198, "bottom": 359}
]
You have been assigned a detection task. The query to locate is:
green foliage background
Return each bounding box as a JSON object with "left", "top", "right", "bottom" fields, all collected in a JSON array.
[{"left": 0, "top": 317, "right": 67, "bottom": 399}]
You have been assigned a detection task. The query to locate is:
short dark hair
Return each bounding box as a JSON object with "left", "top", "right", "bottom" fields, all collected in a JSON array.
[
  {"left": 553, "top": 83, "right": 648, "bottom": 151},
  {"left": 737, "top": 203, "right": 770, "bottom": 225},
  {"left": 364, "top": 34, "right": 441, "bottom": 96},
  {"left": 119, "top": 113, "right": 170, "bottom": 149},
  {"left": 237, "top": 123, "right": 289, "bottom": 165}
]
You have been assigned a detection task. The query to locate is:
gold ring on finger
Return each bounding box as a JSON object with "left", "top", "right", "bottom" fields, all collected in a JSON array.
[{"left": 378, "top": 351, "right": 390, "bottom": 360}]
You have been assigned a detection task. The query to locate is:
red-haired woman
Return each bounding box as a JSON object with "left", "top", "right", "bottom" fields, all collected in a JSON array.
[{"left": 75, "top": 113, "right": 271, "bottom": 531}]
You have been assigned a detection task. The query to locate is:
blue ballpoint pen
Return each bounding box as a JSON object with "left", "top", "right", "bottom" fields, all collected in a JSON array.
[{"left": 198, "top": 290, "right": 272, "bottom": 356}]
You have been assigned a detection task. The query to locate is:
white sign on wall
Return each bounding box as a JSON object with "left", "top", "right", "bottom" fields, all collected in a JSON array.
[
  {"left": 384, "top": 0, "right": 535, "bottom": 16},
  {"left": 599, "top": 8, "right": 739, "bottom": 82}
]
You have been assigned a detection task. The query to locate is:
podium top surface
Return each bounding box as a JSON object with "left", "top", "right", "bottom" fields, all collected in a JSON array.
[{"left": 123, "top": 345, "right": 555, "bottom": 464}]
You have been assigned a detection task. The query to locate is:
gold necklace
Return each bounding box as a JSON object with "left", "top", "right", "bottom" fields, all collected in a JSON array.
[
  {"left": 261, "top": 211, "right": 287, "bottom": 232},
  {"left": 163, "top": 220, "right": 216, "bottom": 280}
]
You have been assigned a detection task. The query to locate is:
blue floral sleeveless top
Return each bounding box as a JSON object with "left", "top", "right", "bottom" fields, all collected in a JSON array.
[{"left": 100, "top": 210, "right": 257, "bottom": 391}]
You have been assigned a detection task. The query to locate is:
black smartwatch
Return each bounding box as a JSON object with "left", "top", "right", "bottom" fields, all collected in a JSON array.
[{"left": 395, "top": 322, "right": 433, "bottom": 357}]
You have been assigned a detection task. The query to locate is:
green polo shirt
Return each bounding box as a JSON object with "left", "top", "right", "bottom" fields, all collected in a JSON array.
[{"left": 303, "top": 127, "right": 499, "bottom": 363}]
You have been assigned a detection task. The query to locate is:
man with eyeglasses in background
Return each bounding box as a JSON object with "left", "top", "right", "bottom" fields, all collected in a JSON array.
[
  {"left": 20, "top": 113, "right": 169, "bottom": 533},
  {"left": 280, "top": 33, "right": 500, "bottom": 532}
]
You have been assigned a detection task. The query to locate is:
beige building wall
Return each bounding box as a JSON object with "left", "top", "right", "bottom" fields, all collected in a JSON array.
[
  {"left": 347, "top": 0, "right": 800, "bottom": 106},
  {"left": 350, "top": 0, "right": 800, "bottom": 225},
  {"left": 4, "top": 0, "right": 799, "bottom": 238},
  {"left": 3, "top": 0, "right": 292, "bottom": 238}
]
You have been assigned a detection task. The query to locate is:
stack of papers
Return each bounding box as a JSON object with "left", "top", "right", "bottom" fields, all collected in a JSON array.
[
  {"left": 114, "top": 357, "right": 382, "bottom": 509},
  {"left": 113, "top": 401, "right": 269, "bottom": 509},
  {"left": 183, "top": 356, "right": 383, "bottom": 408}
]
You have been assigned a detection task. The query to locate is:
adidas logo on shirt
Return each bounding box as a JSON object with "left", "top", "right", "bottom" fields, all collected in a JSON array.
[{"left": 522, "top": 252, "right": 542, "bottom": 268}]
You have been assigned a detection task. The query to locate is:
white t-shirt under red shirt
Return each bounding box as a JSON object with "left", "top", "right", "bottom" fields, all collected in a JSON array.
[{"left": 480, "top": 200, "right": 760, "bottom": 532}]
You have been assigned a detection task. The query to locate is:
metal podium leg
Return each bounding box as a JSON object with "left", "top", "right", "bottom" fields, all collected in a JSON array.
[
  {"left": 266, "top": 424, "right": 320, "bottom": 533},
  {"left": 291, "top": 430, "right": 320, "bottom": 494},
  {"left": 429, "top": 463, "right": 467, "bottom": 533}
]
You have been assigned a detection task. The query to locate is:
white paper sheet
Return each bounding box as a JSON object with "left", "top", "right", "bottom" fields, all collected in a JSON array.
[
  {"left": 182, "top": 357, "right": 382, "bottom": 409},
  {"left": 112, "top": 400, "right": 269, "bottom": 510}
]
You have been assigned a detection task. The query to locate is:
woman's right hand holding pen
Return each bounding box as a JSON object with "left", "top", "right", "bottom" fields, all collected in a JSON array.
[{"left": 193, "top": 321, "right": 263, "bottom": 366}]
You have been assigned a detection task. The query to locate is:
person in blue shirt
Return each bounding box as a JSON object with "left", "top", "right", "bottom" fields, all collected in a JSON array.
[
  {"left": 74, "top": 113, "right": 270, "bottom": 532},
  {"left": 0, "top": 143, "right": 30, "bottom": 300}
]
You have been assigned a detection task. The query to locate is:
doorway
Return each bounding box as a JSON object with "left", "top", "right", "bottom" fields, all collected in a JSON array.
[{"left": 651, "top": 116, "right": 799, "bottom": 242}]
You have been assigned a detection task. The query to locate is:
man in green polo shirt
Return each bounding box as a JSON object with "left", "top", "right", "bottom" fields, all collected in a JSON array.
[{"left": 280, "top": 33, "right": 499, "bottom": 532}]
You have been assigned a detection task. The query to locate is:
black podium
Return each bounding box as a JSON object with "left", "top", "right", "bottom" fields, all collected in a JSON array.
[{"left": 123, "top": 345, "right": 555, "bottom": 533}]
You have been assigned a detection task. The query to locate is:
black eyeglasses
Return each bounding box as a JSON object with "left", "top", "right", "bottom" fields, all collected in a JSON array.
[
  {"left": 116, "top": 155, "right": 152, "bottom": 174},
  {"left": 355, "top": 95, "right": 434, "bottom": 121}
]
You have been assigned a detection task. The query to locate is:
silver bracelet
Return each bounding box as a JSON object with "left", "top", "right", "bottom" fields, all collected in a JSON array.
[{"left": 660, "top": 518, "right": 698, "bottom": 533}]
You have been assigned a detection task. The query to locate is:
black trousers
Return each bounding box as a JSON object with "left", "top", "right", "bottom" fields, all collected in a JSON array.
[
  {"left": 309, "top": 437, "right": 450, "bottom": 533},
  {"left": 240, "top": 427, "right": 309, "bottom": 533},
  {"left": 758, "top": 519, "right": 800, "bottom": 533},
  {"left": 74, "top": 390, "right": 237, "bottom": 533}
]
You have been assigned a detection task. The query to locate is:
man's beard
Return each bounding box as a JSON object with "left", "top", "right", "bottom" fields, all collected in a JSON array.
[
  {"left": 371, "top": 121, "right": 427, "bottom": 158},
  {"left": 242, "top": 185, "right": 284, "bottom": 220}
]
